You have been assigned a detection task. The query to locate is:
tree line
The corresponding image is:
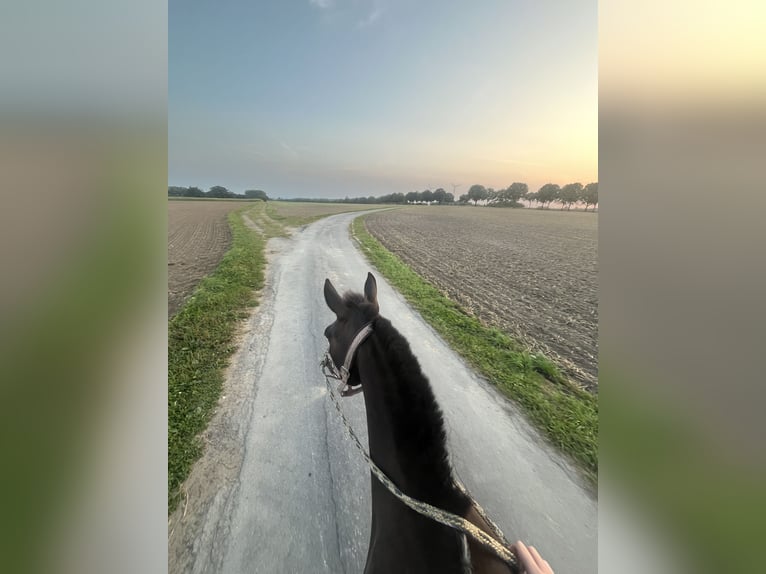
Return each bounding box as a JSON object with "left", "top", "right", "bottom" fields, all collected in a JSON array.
[
  {"left": 458, "top": 182, "right": 598, "bottom": 211},
  {"left": 277, "top": 189, "right": 456, "bottom": 205},
  {"left": 168, "top": 185, "right": 269, "bottom": 201},
  {"left": 169, "top": 181, "right": 598, "bottom": 211}
]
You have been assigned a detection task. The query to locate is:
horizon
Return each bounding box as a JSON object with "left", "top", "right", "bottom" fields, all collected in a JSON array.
[{"left": 169, "top": 1, "right": 597, "bottom": 198}]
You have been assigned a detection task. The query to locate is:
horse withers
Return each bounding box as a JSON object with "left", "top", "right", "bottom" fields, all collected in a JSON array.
[{"left": 323, "top": 272, "right": 517, "bottom": 574}]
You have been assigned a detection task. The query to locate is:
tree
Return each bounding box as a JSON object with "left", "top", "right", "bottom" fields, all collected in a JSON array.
[
  {"left": 536, "top": 183, "right": 560, "bottom": 208},
  {"left": 168, "top": 186, "right": 186, "bottom": 197},
  {"left": 208, "top": 185, "right": 233, "bottom": 198},
  {"left": 458, "top": 193, "right": 470, "bottom": 205},
  {"left": 467, "top": 184, "right": 488, "bottom": 206},
  {"left": 433, "top": 188, "right": 447, "bottom": 204},
  {"left": 560, "top": 182, "right": 583, "bottom": 210},
  {"left": 443, "top": 192, "right": 455, "bottom": 204},
  {"left": 245, "top": 189, "right": 269, "bottom": 201},
  {"left": 581, "top": 182, "right": 598, "bottom": 211},
  {"left": 492, "top": 182, "right": 527, "bottom": 207},
  {"left": 185, "top": 186, "right": 205, "bottom": 198},
  {"left": 405, "top": 191, "right": 420, "bottom": 204},
  {"left": 489, "top": 187, "right": 505, "bottom": 206},
  {"left": 421, "top": 189, "right": 434, "bottom": 203},
  {"left": 523, "top": 191, "right": 537, "bottom": 208},
  {"left": 507, "top": 182, "right": 528, "bottom": 205}
]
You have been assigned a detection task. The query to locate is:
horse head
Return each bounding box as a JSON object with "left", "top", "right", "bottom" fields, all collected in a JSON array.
[{"left": 323, "top": 272, "right": 379, "bottom": 388}]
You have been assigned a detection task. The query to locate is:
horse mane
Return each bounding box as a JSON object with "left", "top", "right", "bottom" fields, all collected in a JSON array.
[{"left": 366, "top": 314, "right": 470, "bottom": 511}]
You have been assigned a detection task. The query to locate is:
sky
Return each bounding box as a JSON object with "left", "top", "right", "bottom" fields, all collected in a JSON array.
[{"left": 169, "top": 0, "right": 597, "bottom": 199}]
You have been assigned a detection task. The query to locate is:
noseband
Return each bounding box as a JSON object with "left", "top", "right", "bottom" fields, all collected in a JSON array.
[{"left": 321, "top": 321, "right": 374, "bottom": 397}]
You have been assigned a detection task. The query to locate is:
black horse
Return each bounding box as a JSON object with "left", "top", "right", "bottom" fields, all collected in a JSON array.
[{"left": 323, "top": 272, "right": 516, "bottom": 574}]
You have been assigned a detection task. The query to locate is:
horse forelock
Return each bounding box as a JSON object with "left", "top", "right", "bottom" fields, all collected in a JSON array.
[
  {"left": 343, "top": 292, "right": 378, "bottom": 320},
  {"left": 343, "top": 292, "right": 365, "bottom": 306}
]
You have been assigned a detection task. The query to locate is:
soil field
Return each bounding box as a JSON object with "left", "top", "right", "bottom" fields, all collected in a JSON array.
[
  {"left": 364, "top": 207, "right": 598, "bottom": 390},
  {"left": 267, "top": 201, "right": 388, "bottom": 220},
  {"left": 168, "top": 201, "right": 385, "bottom": 317},
  {"left": 168, "top": 200, "right": 256, "bottom": 316}
]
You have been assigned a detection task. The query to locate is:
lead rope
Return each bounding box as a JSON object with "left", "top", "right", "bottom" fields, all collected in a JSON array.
[{"left": 321, "top": 364, "right": 519, "bottom": 571}]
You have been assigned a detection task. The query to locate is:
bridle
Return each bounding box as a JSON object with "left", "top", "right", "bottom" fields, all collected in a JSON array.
[
  {"left": 321, "top": 321, "right": 374, "bottom": 397},
  {"left": 319, "top": 321, "right": 519, "bottom": 572}
]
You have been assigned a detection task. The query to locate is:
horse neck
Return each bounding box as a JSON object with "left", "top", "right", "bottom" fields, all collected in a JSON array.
[{"left": 355, "top": 319, "right": 468, "bottom": 512}]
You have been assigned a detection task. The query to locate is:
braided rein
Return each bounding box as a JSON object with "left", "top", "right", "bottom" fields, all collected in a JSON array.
[{"left": 320, "top": 354, "right": 519, "bottom": 571}]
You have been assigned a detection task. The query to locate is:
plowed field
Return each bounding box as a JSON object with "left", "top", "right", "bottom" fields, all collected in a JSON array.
[
  {"left": 168, "top": 200, "right": 385, "bottom": 317},
  {"left": 364, "top": 207, "right": 598, "bottom": 390},
  {"left": 168, "top": 200, "right": 254, "bottom": 316}
]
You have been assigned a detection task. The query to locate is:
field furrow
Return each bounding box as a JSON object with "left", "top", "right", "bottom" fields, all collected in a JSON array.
[
  {"left": 364, "top": 206, "right": 598, "bottom": 390},
  {"left": 168, "top": 200, "right": 256, "bottom": 316}
]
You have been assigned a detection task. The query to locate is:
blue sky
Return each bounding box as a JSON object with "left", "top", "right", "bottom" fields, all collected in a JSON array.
[{"left": 169, "top": 0, "right": 597, "bottom": 198}]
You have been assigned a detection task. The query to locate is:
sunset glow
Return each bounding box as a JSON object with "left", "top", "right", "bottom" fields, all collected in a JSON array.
[{"left": 170, "top": 1, "right": 597, "bottom": 197}]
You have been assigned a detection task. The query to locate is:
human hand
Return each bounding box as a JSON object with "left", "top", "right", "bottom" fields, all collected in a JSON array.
[{"left": 512, "top": 541, "right": 554, "bottom": 574}]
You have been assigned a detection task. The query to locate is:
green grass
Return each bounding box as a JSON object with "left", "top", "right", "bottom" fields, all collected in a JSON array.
[
  {"left": 168, "top": 196, "right": 258, "bottom": 201},
  {"left": 168, "top": 205, "right": 267, "bottom": 512},
  {"left": 168, "top": 202, "right": 387, "bottom": 512},
  {"left": 352, "top": 215, "right": 598, "bottom": 484},
  {"left": 264, "top": 202, "right": 329, "bottom": 228}
]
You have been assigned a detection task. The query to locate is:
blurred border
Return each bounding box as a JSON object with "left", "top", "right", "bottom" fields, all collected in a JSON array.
[
  {"left": 600, "top": 1, "right": 766, "bottom": 572},
  {"left": 3, "top": 1, "right": 765, "bottom": 573},
  {"left": 0, "top": 1, "right": 167, "bottom": 573}
]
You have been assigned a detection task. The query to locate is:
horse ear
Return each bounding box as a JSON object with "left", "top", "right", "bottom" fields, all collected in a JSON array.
[
  {"left": 364, "top": 272, "right": 379, "bottom": 313},
  {"left": 324, "top": 278, "right": 345, "bottom": 317}
]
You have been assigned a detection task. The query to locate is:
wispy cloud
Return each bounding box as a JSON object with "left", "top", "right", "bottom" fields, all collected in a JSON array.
[
  {"left": 309, "top": 0, "right": 384, "bottom": 28},
  {"left": 357, "top": 7, "right": 383, "bottom": 28},
  {"left": 280, "top": 140, "right": 300, "bottom": 157}
]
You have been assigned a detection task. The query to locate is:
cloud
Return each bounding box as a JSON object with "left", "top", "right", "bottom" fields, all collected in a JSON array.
[
  {"left": 280, "top": 141, "right": 299, "bottom": 157},
  {"left": 310, "top": 0, "right": 384, "bottom": 28},
  {"left": 357, "top": 7, "right": 382, "bottom": 28}
]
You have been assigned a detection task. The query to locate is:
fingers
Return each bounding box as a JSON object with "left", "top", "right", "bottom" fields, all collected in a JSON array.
[
  {"left": 512, "top": 541, "right": 554, "bottom": 574},
  {"left": 512, "top": 541, "right": 536, "bottom": 571},
  {"left": 528, "top": 545, "right": 553, "bottom": 573}
]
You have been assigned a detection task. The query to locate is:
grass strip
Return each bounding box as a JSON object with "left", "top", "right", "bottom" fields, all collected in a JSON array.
[
  {"left": 168, "top": 207, "right": 266, "bottom": 512},
  {"left": 352, "top": 215, "right": 598, "bottom": 484},
  {"left": 168, "top": 202, "right": 379, "bottom": 512},
  {"left": 265, "top": 202, "right": 328, "bottom": 229}
]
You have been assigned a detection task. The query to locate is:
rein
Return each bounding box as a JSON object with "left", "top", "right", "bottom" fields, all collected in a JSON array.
[{"left": 320, "top": 324, "right": 519, "bottom": 572}]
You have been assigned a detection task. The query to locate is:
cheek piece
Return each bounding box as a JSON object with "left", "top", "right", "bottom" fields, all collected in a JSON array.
[{"left": 320, "top": 322, "right": 374, "bottom": 397}]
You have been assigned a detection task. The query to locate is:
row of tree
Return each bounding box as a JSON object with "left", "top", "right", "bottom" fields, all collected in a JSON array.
[
  {"left": 168, "top": 186, "right": 269, "bottom": 201},
  {"left": 169, "top": 182, "right": 598, "bottom": 211},
  {"left": 458, "top": 182, "right": 598, "bottom": 211},
  {"left": 280, "top": 183, "right": 598, "bottom": 210},
  {"left": 278, "top": 189, "right": 457, "bottom": 205}
]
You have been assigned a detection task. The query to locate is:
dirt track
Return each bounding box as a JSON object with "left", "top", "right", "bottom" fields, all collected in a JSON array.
[
  {"left": 168, "top": 210, "right": 596, "bottom": 574},
  {"left": 364, "top": 206, "right": 598, "bottom": 390},
  {"left": 167, "top": 200, "right": 255, "bottom": 316}
]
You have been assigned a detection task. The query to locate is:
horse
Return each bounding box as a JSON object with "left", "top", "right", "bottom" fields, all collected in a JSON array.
[{"left": 323, "top": 272, "right": 518, "bottom": 574}]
